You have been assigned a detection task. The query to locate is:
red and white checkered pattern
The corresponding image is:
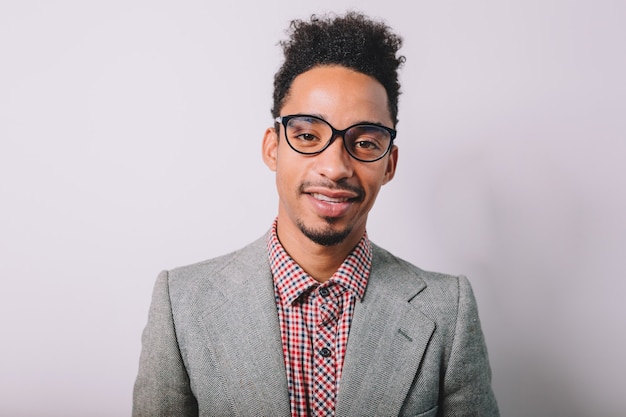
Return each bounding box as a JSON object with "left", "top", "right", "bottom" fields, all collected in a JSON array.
[{"left": 268, "top": 220, "right": 371, "bottom": 417}]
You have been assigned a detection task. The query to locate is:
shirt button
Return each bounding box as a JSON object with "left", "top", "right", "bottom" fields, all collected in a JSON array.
[
  {"left": 319, "top": 287, "right": 330, "bottom": 297},
  {"left": 320, "top": 347, "right": 332, "bottom": 357}
]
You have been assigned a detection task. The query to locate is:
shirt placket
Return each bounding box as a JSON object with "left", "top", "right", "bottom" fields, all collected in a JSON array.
[{"left": 312, "top": 285, "right": 339, "bottom": 417}]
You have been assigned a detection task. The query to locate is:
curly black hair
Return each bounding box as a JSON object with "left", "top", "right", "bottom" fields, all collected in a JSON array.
[{"left": 272, "top": 12, "right": 405, "bottom": 125}]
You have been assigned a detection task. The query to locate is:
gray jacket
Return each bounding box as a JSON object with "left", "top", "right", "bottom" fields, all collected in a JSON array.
[{"left": 133, "top": 235, "right": 498, "bottom": 416}]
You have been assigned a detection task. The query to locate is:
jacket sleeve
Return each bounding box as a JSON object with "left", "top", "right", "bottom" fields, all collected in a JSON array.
[
  {"left": 440, "top": 276, "right": 499, "bottom": 416},
  {"left": 132, "top": 271, "right": 199, "bottom": 417}
]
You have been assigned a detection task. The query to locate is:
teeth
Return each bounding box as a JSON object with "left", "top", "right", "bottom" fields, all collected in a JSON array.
[{"left": 311, "top": 193, "right": 349, "bottom": 203}]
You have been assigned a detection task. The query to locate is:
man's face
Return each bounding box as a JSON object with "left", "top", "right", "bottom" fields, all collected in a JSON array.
[{"left": 263, "top": 65, "right": 398, "bottom": 248}]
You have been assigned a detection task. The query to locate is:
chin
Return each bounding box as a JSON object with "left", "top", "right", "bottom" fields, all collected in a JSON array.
[{"left": 297, "top": 220, "right": 353, "bottom": 247}]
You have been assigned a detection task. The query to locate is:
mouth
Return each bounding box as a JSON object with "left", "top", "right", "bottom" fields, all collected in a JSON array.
[
  {"left": 310, "top": 193, "right": 354, "bottom": 203},
  {"left": 301, "top": 182, "right": 364, "bottom": 218},
  {"left": 302, "top": 180, "right": 364, "bottom": 201}
]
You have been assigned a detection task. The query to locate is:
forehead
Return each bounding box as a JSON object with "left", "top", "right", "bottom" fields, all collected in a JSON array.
[{"left": 281, "top": 65, "right": 392, "bottom": 126}]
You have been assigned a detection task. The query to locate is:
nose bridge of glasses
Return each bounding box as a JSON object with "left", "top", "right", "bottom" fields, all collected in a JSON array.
[
  {"left": 328, "top": 124, "right": 349, "bottom": 144},
  {"left": 316, "top": 125, "right": 346, "bottom": 160}
]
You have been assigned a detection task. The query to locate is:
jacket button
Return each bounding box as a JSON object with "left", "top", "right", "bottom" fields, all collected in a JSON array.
[{"left": 320, "top": 348, "right": 332, "bottom": 357}]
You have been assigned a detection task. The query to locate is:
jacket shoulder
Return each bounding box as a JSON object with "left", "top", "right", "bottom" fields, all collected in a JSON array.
[
  {"left": 170, "top": 235, "right": 266, "bottom": 279},
  {"left": 371, "top": 243, "right": 467, "bottom": 297},
  {"left": 165, "top": 235, "right": 270, "bottom": 308}
]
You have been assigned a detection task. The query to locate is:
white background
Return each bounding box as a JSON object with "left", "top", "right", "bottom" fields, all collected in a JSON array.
[{"left": 1, "top": 1, "right": 624, "bottom": 416}]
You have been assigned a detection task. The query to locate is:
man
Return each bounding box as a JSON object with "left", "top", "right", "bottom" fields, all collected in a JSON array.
[{"left": 133, "top": 12, "right": 499, "bottom": 417}]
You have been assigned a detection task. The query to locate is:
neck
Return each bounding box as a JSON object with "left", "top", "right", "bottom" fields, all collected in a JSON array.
[{"left": 276, "top": 222, "right": 364, "bottom": 282}]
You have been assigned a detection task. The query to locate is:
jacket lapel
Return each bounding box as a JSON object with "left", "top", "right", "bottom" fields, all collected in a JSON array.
[
  {"left": 197, "top": 238, "right": 291, "bottom": 416},
  {"left": 335, "top": 246, "right": 435, "bottom": 417}
]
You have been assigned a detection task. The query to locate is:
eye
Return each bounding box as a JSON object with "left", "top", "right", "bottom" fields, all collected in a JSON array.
[
  {"left": 294, "top": 132, "right": 320, "bottom": 142},
  {"left": 286, "top": 117, "right": 326, "bottom": 146},
  {"left": 354, "top": 140, "right": 381, "bottom": 150}
]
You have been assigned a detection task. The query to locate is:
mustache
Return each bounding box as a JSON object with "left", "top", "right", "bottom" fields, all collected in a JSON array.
[{"left": 299, "top": 179, "right": 365, "bottom": 200}]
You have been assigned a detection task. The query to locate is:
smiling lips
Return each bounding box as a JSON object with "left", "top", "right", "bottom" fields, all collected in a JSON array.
[
  {"left": 310, "top": 192, "right": 352, "bottom": 203},
  {"left": 304, "top": 187, "right": 362, "bottom": 218}
]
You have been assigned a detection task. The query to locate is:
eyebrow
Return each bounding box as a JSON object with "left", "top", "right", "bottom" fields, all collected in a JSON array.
[{"left": 294, "top": 113, "right": 388, "bottom": 128}]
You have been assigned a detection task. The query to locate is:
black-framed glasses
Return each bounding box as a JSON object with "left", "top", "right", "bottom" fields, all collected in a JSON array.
[{"left": 275, "top": 114, "right": 396, "bottom": 162}]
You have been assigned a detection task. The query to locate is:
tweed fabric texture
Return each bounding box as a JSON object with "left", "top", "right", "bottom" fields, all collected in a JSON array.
[{"left": 133, "top": 234, "right": 499, "bottom": 416}]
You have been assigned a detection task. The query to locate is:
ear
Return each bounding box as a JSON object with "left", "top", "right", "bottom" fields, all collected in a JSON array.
[
  {"left": 382, "top": 144, "right": 398, "bottom": 185},
  {"left": 262, "top": 127, "right": 279, "bottom": 171}
]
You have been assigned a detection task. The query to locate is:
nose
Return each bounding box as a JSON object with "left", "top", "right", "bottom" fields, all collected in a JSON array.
[{"left": 313, "top": 134, "right": 354, "bottom": 181}]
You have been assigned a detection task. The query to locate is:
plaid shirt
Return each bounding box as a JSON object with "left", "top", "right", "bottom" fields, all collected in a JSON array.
[{"left": 267, "top": 220, "right": 371, "bottom": 417}]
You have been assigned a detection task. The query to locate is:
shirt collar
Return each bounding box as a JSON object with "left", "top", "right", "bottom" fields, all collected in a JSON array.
[{"left": 267, "top": 219, "right": 371, "bottom": 306}]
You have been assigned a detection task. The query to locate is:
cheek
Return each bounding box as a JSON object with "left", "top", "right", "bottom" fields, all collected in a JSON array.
[
  {"left": 275, "top": 156, "right": 301, "bottom": 192},
  {"left": 275, "top": 147, "right": 309, "bottom": 181},
  {"left": 359, "top": 167, "right": 388, "bottom": 190}
]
